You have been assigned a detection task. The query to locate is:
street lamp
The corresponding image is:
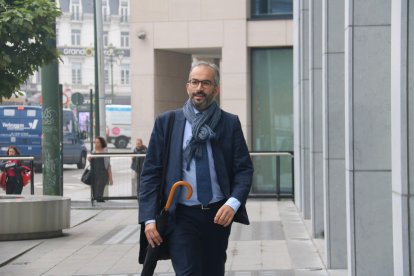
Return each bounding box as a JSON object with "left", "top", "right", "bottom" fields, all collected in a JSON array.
[
  {"left": 107, "top": 45, "right": 115, "bottom": 102},
  {"left": 106, "top": 45, "right": 124, "bottom": 104}
]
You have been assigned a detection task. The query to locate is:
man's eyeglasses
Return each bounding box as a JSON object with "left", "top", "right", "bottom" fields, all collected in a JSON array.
[{"left": 187, "top": 79, "right": 214, "bottom": 88}]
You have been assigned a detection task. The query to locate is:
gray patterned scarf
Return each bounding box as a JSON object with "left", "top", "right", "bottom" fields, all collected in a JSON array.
[{"left": 183, "top": 99, "right": 221, "bottom": 169}]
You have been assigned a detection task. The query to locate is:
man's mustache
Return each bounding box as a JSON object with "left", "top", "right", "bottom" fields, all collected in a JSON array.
[{"left": 193, "top": 91, "right": 206, "bottom": 97}]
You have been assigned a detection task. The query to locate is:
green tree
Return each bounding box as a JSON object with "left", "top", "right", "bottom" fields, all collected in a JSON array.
[{"left": 0, "top": 0, "right": 61, "bottom": 100}]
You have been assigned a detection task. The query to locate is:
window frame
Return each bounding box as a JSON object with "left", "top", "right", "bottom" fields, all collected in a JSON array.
[
  {"left": 104, "top": 66, "right": 110, "bottom": 85},
  {"left": 250, "top": 0, "right": 293, "bottom": 20},
  {"left": 250, "top": 47, "right": 294, "bottom": 195},
  {"left": 71, "top": 29, "right": 81, "bottom": 46},
  {"left": 120, "top": 1, "right": 129, "bottom": 23},
  {"left": 70, "top": 0, "right": 82, "bottom": 21},
  {"left": 120, "top": 32, "right": 129, "bottom": 48},
  {"left": 102, "top": 0, "right": 110, "bottom": 22},
  {"left": 103, "top": 31, "right": 109, "bottom": 47},
  {"left": 72, "top": 63, "right": 82, "bottom": 85},
  {"left": 120, "top": 64, "right": 129, "bottom": 85}
]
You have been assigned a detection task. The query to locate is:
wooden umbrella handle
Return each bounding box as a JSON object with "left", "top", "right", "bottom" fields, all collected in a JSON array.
[{"left": 165, "top": 181, "right": 193, "bottom": 210}]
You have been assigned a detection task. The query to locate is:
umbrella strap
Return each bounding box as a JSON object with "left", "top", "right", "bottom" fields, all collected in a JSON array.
[{"left": 158, "top": 110, "right": 176, "bottom": 212}]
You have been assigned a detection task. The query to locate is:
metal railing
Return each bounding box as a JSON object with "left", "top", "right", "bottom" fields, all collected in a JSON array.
[
  {"left": 87, "top": 153, "right": 143, "bottom": 205},
  {"left": 0, "top": 156, "right": 35, "bottom": 195},
  {"left": 86, "top": 151, "right": 295, "bottom": 203},
  {"left": 249, "top": 151, "right": 294, "bottom": 200},
  {"left": 0, "top": 152, "right": 295, "bottom": 201}
]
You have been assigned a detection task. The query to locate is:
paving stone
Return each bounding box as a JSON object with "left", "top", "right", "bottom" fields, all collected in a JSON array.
[{"left": 0, "top": 200, "right": 333, "bottom": 276}]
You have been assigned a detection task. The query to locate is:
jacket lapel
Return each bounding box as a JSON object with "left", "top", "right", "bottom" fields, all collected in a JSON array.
[
  {"left": 166, "top": 110, "right": 186, "bottom": 206},
  {"left": 210, "top": 113, "right": 231, "bottom": 197},
  {"left": 170, "top": 110, "right": 185, "bottom": 178}
]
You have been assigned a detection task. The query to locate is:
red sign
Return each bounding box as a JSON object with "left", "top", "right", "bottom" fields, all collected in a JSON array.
[{"left": 112, "top": 127, "right": 120, "bottom": 135}]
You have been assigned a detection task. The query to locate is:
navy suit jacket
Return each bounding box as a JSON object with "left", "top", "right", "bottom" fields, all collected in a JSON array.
[{"left": 138, "top": 108, "right": 253, "bottom": 226}]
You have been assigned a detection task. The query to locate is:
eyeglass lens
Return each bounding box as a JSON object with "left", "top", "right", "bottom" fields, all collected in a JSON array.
[{"left": 189, "top": 79, "right": 213, "bottom": 87}]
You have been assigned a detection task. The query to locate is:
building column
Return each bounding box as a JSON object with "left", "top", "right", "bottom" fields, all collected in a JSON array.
[
  {"left": 309, "top": 0, "right": 324, "bottom": 237},
  {"left": 391, "top": 0, "right": 414, "bottom": 275},
  {"left": 344, "top": 0, "right": 393, "bottom": 275},
  {"left": 131, "top": 22, "right": 156, "bottom": 144},
  {"left": 293, "top": 0, "right": 302, "bottom": 209},
  {"left": 222, "top": 20, "right": 250, "bottom": 146},
  {"left": 298, "top": 0, "right": 311, "bottom": 219},
  {"left": 322, "top": 0, "right": 347, "bottom": 268}
]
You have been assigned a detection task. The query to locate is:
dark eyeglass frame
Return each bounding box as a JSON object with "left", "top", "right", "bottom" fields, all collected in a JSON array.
[{"left": 187, "top": 79, "right": 215, "bottom": 88}]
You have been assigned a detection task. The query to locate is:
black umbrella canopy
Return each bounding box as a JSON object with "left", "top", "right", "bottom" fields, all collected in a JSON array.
[{"left": 141, "top": 181, "right": 192, "bottom": 276}]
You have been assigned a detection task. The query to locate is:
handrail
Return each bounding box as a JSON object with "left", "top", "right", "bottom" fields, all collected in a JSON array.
[
  {"left": 248, "top": 151, "right": 294, "bottom": 200},
  {"left": 0, "top": 156, "right": 35, "bottom": 160},
  {"left": 87, "top": 153, "right": 145, "bottom": 158},
  {"left": 88, "top": 151, "right": 294, "bottom": 158},
  {"left": 87, "top": 151, "right": 295, "bottom": 201},
  {"left": 249, "top": 151, "right": 293, "bottom": 157}
]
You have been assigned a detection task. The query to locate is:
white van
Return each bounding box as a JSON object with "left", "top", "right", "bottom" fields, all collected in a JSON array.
[{"left": 105, "top": 104, "right": 131, "bottom": 148}]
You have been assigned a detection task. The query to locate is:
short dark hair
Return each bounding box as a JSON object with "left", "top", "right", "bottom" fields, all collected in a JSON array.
[
  {"left": 190, "top": 60, "right": 220, "bottom": 86},
  {"left": 95, "top": 136, "right": 107, "bottom": 148}
]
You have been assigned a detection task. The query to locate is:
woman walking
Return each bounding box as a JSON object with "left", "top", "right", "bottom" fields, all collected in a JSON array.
[
  {"left": 0, "top": 146, "right": 24, "bottom": 194},
  {"left": 89, "top": 136, "right": 113, "bottom": 202}
]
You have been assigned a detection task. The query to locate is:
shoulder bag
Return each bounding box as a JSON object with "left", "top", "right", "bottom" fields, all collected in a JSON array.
[{"left": 81, "top": 165, "right": 92, "bottom": 185}]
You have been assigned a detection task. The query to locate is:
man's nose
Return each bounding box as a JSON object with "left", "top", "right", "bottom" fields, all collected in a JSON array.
[{"left": 195, "top": 82, "right": 204, "bottom": 88}]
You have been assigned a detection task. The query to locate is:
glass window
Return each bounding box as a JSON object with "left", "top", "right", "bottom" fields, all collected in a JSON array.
[
  {"left": 27, "top": 109, "right": 36, "bottom": 117},
  {"left": 120, "top": 64, "right": 129, "bottom": 85},
  {"left": 104, "top": 66, "right": 109, "bottom": 85},
  {"left": 64, "top": 119, "right": 73, "bottom": 134},
  {"left": 251, "top": 48, "right": 293, "bottom": 195},
  {"left": 120, "top": 32, "right": 129, "bottom": 48},
  {"left": 72, "top": 63, "right": 82, "bottom": 84},
  {"left": 71, "top": 29, "right": 81, "bottom": 46},
  {"left": 70, "top": 0, "right": 81, "bottom": 20},
  {"left": 27, "top": 110, "right": 37, "bottom": 117},
  {"left": 103, "top": 31, "right": 109, "bottom": 47},
  {"left": 103, "top": 0, "right": 109, "bottom": 22},
  {"left": 4, "top": 109, "right": 15, "bottom": 116},
  {"left": 120, "top": 1, "right": 128, "bottom": 23},
  {"left": 251, "top": 0, "right": 293, "bottom": 19}
]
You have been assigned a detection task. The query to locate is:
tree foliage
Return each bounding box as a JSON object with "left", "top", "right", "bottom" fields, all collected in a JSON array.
[{"left": 0, "top": 0, "right": 61, "bottom": 100}]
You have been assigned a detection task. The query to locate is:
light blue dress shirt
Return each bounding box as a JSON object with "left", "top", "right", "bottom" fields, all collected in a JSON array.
[
  {"left": 178, "top": 117, "right": 241, "bottom": 212},
  {"left": 145, "top": 113, "right": 241, "bottom": 225}
]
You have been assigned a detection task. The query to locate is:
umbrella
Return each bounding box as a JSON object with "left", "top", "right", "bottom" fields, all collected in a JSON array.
[{"left": 141, "top": 180, "right": 192, "bottom": 276}]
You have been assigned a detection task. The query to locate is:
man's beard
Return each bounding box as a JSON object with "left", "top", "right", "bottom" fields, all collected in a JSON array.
[{"left": 191, "top": 91, "right": 215, "bottom": 110}]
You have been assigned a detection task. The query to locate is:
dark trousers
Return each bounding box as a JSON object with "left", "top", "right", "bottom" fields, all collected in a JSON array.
[
  {"left": 6, "top": 176, "right": 23, "bottom": 195},
  {"left": 169, "top": 202, "right": 232, "bottom": 276}
]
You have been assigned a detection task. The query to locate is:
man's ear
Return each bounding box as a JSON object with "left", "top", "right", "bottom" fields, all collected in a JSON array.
[{"left": 214, "top": 85, "right": 220, "bottom": 97}]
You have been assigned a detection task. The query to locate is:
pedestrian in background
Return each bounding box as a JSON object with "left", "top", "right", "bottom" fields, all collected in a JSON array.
[
  {"left": 139, "top": 61, "right": 253, "bottom": 275},
  {"left": 0, "top": 146, "right": 24, "bottom": 195},
  {"left": 88, "top": 136, "right": 113, "bottom": 202},
  {"left": 131, "top": 138, "right": 147, "bottom": 195}
]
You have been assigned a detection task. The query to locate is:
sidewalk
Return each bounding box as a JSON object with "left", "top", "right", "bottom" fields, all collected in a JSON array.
[{"left": 0, "top": 196, "right": 347, "bottom": 275}]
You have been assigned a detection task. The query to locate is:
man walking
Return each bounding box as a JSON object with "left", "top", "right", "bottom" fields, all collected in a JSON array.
[
  {"left": 131, "top": 138, "right": 147, "bottom": 194},
  {"left": 139, "top": 60, "right": 253, "bottom": 275}
]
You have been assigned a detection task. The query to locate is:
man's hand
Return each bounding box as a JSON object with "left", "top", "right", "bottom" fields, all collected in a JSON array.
[
  {"left": 145, "top": 222, "right": 163, "bottom": 248},
  {"left": 214, "top": 204, "right": 235, "bottom": 227}
]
